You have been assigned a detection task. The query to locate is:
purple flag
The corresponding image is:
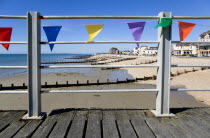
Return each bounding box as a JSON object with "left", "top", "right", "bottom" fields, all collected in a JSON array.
[{"left": 127, "top": 22, "right": 146, "bottom": 47}]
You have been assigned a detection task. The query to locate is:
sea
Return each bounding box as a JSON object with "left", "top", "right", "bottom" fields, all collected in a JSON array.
[
  {"left": 0, "top": 54, "right": 91, "bottom": 78},
  {"left": 0, "top": 54, "right": 134, "bottom": 80}
]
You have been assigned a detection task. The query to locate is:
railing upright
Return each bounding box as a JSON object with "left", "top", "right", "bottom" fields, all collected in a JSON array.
[
  {"left": 23, "top": 11, "right": 45, "bottom": 119},
  {"left": 151, "top": 12, "right": 174, "bottom": 117}
]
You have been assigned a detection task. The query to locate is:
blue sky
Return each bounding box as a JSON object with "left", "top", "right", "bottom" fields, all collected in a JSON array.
[{"left": 0, "top": 0, "right": 210, "bottom": 54}]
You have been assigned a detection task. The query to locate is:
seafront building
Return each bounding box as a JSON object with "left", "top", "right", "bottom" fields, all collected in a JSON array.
[
  {"left": 171, "top": 30, "right": 210, "bottom": 56},
  {"left": 198, "top": 30, "right": 210, "bottom": 56},
  {"left": 133, "top": 46, "right": 158, "bottom": 56},
  {"left": 172, "top": 43, "right": 198, "bottom": 56}
]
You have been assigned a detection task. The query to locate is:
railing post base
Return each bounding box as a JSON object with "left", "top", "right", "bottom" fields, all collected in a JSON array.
[
  {"left": 22, "top": 112, "right": 46, "bottom": 120},
  {"left": 150, "top": 110, "right": 175, "bottom": 117}
]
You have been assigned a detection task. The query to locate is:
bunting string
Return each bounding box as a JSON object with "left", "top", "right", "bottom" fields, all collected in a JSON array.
[{"left": 1, "top": 19, "right": 210, "bottom": 51}]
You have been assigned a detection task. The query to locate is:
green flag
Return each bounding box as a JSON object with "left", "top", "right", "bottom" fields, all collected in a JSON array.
[{"left": 155, "top": 18, "right": 172, "bottom": 28}]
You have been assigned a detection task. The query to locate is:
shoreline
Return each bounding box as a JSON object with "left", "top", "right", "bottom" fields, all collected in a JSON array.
[{"left": 0, "top": 54, "right": 210, "bottom": 111}]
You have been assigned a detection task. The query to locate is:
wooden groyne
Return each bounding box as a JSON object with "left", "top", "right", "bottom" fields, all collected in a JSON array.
[
  {"left": 41, "top": 57, "right": 138, "bottom": 64},
  {"left": 91, "top": 57, "right": 138, "bottom": 65},
  {"left": 101, "top": 59, "right": 157, "bottom": 70},
  {"left": 1, "top": 67, "right": 209, "bottom": 90},
  {"left": 0, "top": 77, "right": 156, "bottom": 90}
]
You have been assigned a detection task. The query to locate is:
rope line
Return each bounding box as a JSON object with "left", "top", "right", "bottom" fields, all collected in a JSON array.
[{"left": 1, "top": 20, "right": 210, "bottom": 28}]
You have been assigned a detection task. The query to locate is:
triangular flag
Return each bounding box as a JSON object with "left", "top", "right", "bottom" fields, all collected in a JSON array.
[
  {"left": 85, "top": 24, "right": 104, "bottom": 42},
  {"left": 178, "top": 21, "right": 196, "bottom": 41},
  {"left": 155, "top": 18, "right": 172, "bottom": 28},
  {"left": 0, "top": 28, "right": 12, "bottom": 50},
  {"left": 127, "top": 22, "right": 146, "bottom": 47},
  {"left": 43, "top": 26, "right": 62, "bottom": 51}
]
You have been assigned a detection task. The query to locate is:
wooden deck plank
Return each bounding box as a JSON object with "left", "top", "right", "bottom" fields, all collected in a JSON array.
[
  {"left": 0, "top": 112, "right": 10, "bottom": 121},
  {"left": 67, "top": 110, "right": 87, "bottom": 138},
  {"left": 178, "top": 109, "right": 210, "bottom": 128},
  {"left": 0, "top": 111, "right": 25, "bottom": 132},
  {"left": 0, "top": 108, "right": 209, "bottom": 138},
  {"left": 203, "top": 108, "right": 210, "bottom": 114},
  {"left": 176, "top": 113, "right": 210, "bottom": 137},
  {"left": 85, "top": 110, "right": 102, "bottom": 138},
  {"left": 48, "top": 110, "right": 74, "bottom": 138},
  {"left": 115, "top": 110, "right": 137, "bottom": 138},
  {"left": 172, "top": 115, "right": 210, "bottom": 138},
  {"left": 127, "top": 110, "right": 155, "bottom": 138},
  {"left": 31, "top": 114, "right": 59, "bottom": 138},
  {"left": 102, "top": 110, "right": 120, "bottom": 138},
  {"left": 160, "top": 118, "right": 191, "bottom": 138},
  {"left": 145, "top": 116, "right": 174, "bottom": 138},
  {"left": 195, "top": 108, "right": 210, "bottom": 122},
  {"left": 0, "top": 121, "right": 26, "bottom": 138},
  {"left": 13, "top": 120, "right": 43, "bottom": 138}
]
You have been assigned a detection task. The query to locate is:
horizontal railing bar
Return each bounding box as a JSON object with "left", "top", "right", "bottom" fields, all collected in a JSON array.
[
  {"left": 0, "top": 65, "right": 209, "bottom": 69},
  {"left": 43, "top": 89, "right": 158, "bottom": 93},
  {"left": 0, "top": 15, "right": 27, "bottom": 19},
  {"left": 0, "top": 41, "right": 27, "bottom": 44},
  {"left": 43, "top": 65, "right": 158, "bottom": 68},
  {"left": 41, "top": 16, "right": 160, "bottom": 19},
  {"left": 173, "top": 16, "right": 210, "bottom": 19},
  {"left": 171, "top": 65, "right": 210, "bottom": 67},
  {"left": 0, "top": 91, "right": 27, "bottom": 93},
  {"left": 171, "top": 88, "right": 210, "bottom": 91},
  {"left": 0, "top": 65, "right": 158, "bottom": 69},
  {"left": 0, "top": 15, "right": 210, "bottom": 20},
  {"left": 0, "top": 66, "right": 27, "bottom": 69},
  {"left": 0, "top": 89, "right": 209, "bottom": 93},
  {"left": 172, "top": 41, "right": 210, "bottom": 44},
  {"left": 2, "top": 65, "right": 209, "bottom": 69},
  {"left": 1, "top": 41, "right": 210, "bottom": 45},
  {"left": 41, "top": 16, "right": 210, "bottom": 19},
  {"left": 41, "top": 41, "right": 159, "bottom": 44}
]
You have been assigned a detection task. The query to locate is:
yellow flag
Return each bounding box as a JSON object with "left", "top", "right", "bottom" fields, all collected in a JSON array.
[{"left": 85, "top": 24, "right": 104, "bottom": 42}]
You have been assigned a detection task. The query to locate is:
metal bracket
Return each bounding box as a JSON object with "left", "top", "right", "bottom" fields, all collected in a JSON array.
[
  {"left": 150, "top": 110, "right": 175, "bottom": 117},
  {"left": 22, "top": 112, "right": 46, "bottom": 120}
]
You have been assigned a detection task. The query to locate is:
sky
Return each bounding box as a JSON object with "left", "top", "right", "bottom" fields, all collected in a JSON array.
[{"left": 0, "top": 0, "right": 210, "bottom": 54}]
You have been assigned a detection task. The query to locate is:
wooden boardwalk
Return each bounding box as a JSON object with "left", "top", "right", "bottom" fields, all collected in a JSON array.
[{"left": 0, "top": 108, "right": 210, "bottom": 138}]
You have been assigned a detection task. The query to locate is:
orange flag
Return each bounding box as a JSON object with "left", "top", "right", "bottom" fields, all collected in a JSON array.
[{"left": 178, "top": 21, "right": 196, "bottom": 41}]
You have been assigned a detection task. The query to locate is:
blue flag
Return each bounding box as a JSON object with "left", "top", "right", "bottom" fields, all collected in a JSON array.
[{"left": 43, "top": 26, "right": 62, "bottom": 51}]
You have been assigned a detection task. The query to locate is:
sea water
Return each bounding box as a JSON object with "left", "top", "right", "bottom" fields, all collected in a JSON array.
[
  {"left": 0, "top": 54, "right": 91, "bottom": 78},
  {"left": 0, "top": 54, "right": 134, "bottom": 81}
]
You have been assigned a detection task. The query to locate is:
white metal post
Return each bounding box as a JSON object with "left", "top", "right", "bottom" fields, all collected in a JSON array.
[
  {"left": 23, "top": 12, "right": 45, "bottom": 119},
  {"left": 151, "top": 12, "right": 174, "bottom": 117}
]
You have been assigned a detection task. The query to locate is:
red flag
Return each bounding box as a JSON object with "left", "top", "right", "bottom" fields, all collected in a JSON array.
[
  {"left": 178, "top": 21, "right": 196, "bottom": 41},
  {"left": 0, "top": 28, "right": 12, "bottom": 50}
]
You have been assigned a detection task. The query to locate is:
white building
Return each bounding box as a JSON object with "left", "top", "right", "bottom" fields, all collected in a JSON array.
[
  {"left": 199, "top": 30, "right": 210, "bottom": 41},
  {"left": 133, "top": 46, "right": 158, "bottom": 56},
  {"left": 198, "top": 30, "right": 210, "bottom": 56},
  {"left": 172, "top": 44, "right": 198, "bottom": 56}
]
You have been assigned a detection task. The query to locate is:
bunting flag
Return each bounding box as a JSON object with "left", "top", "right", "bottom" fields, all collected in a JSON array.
[
  {"left": 127, "top": 22, "right": 146, "bottom": 47},
  {"left": 85, "top": 24, "right": 104, "bottom": 42},
  {"left": 43, "top": 26, "right": 62, "bottom": 51},
  {"left": 178, "top": 21, "right": 196, "bottom": 41},
  {"left": 155, "top": 18, "right": 172, "bottom": 28},
  {"left": 0, "top": 28, "right": 12, "bottom": 50}
]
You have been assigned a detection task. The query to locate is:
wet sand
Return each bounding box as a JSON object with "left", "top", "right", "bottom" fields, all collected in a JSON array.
[{"left": 0, "top": 55, "right": 210, "bottom": 113}]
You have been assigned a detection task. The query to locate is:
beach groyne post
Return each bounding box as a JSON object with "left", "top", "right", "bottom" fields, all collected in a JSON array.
[
  {"left": 23, "top": 12, "right": 44, "bottom": 120},
  {"left": 151, "top": 12, "right": 174, "bottom": 117}
]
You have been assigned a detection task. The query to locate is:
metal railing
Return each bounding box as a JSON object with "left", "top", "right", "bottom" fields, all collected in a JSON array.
[{"left": 0, "top": 12, "right": 210, "bottom": 118}]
